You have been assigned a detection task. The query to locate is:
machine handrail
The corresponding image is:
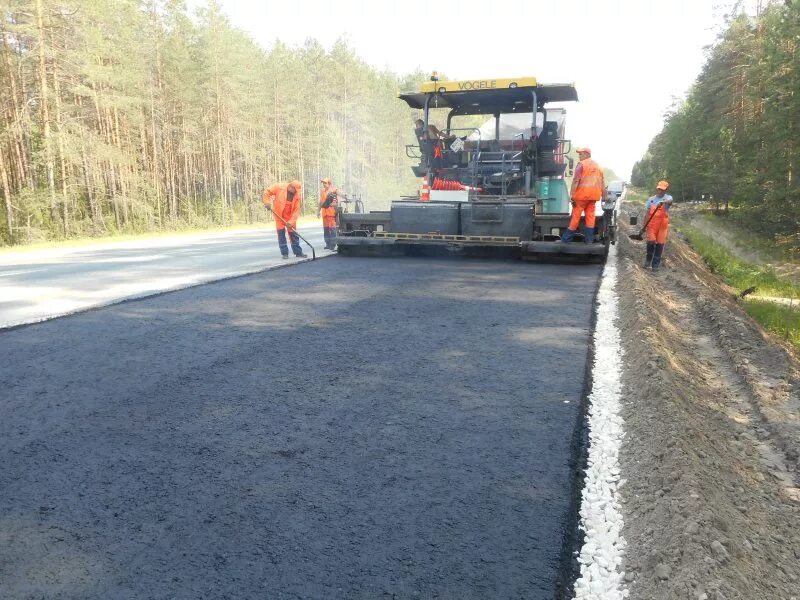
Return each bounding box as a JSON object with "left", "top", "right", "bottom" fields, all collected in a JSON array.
[
  {"left": 443, "top": 126, "right": 481, "bottom": 141},
  {"left": 511, "top": 132, "right": 525, "bottom": 152},
  {"left": 474, "top": 150, "right": 524, "bottom": 161},
  {"left": 440, "top": 127, "right": 481, "bottom": 188},
  {"left": 405, "top": 144, "right": 422, "bottom": 159},
  {"left": 554, "top": 139, "right": 572, "bottom": 156}
]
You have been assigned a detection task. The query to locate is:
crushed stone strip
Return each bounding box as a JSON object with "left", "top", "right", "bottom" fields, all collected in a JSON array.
[{"left": 573, "top": 243, "right": 628, "bottom": 600}]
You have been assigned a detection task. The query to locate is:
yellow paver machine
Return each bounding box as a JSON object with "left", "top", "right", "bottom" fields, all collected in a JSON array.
[{"left": 336, "top": 75, "right": 617, "bottom": 261}]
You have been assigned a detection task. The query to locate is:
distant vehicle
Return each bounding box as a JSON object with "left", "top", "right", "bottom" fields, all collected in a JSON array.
[{"left": 607, "top": 180, "right": 625, "bottom": 197}]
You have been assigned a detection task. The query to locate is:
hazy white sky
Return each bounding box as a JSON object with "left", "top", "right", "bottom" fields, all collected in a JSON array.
[{"left": 196, "top": 0, "right": 749, "bottom": 179}]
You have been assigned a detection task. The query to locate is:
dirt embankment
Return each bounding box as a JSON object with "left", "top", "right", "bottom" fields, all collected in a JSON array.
[{"left": 615, "top": 227, "right": 800, "bottom": 599}]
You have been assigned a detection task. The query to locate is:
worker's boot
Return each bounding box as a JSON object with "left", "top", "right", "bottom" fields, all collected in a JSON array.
[
  {"left": 583, "top": 226, "right": 595, "bottom": 244},
  {"left": 560, "top": 228, "right": 577, "bottom": 243},
  {"left": 651, "top": 243, "right": 665, "bottom": 271},
  {"left": 644, "top": 242, "right": 656, "bottom": 268},
  {"left": 329, "top": 228, "right": 338, "bottom": 250}
]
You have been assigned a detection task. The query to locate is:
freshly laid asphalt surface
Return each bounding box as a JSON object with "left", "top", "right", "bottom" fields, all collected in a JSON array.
[{"left": 0, "top": 256, "right": 602, "bottom": 599}]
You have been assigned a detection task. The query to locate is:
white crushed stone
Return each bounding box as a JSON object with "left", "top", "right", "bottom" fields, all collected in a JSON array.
[{"left": 573, "top": 243, "right": 628, "bottom": 599}]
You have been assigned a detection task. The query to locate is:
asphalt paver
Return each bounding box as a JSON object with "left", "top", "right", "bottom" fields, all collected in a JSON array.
[{"left": 0, "top": 256, "right": 601, "bottom": 599}]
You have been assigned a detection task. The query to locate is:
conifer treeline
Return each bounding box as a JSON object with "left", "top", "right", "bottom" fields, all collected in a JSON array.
[
  {"left": 632, "top": 2, "right": 800, "bottom": 245},
  {"left": 0, "top": 0, "right": 423, "bottom": 244}
]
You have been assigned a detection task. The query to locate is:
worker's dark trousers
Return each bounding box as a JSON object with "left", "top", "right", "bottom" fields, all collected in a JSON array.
[
  {"left": 277, "top": 228, "right": 303, "bottom": 256},
  {"left": 323, "top": 227, "right": 338, "bottom": 249},
  {"left": 651, "top": 243, "right": 665, "bottom": 270},
  {"left": 644, "top": 242, "right": 656, "bottom": 267}
]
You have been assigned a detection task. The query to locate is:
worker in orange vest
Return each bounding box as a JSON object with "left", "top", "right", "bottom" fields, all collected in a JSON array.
[
  {"left": 562, "top": 147, "right": 605, "bottom": 243},
  {"left": 317, "top": 177, "right": 339, "bottom": 250},
  {"left": 262, "top": 180, "right": 307, "bottom": 259},
  {"left": 644, "top": 180, "right": 673, "bottom": 271}
]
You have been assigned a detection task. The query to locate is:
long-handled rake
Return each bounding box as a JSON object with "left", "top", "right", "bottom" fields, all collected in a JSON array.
[{"left": 264, "top": 205, "right": 316, "bottom": 260}]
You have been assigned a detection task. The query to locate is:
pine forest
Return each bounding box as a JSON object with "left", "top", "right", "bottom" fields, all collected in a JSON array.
[
  {"left": 632, "top": 2, "right": 800, "bottom": 248},
  {"left": 0, "top": 0, "right": 424, "bottom": 245}
]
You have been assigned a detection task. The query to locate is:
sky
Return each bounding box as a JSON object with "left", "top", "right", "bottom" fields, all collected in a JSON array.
[{"left": 190, "top": 0, "right": 754, "bottom": 180}]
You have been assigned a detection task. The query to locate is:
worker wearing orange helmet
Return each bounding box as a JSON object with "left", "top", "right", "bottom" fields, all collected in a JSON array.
[
  {"left": 317, "top": 177, "right": 339, "bottom": 251},
  {"left": 562, "top": 147, "right": 605, "bottom": 243},
  {"left": 644, "top": 180, "right": 673, "bottom": 270},
  {"left": 262, "top": 180, "right": 307, "bottom": 259}
]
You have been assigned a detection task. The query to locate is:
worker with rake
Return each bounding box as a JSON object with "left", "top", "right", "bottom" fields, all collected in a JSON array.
[
  {"left": 317, "top": 177, "right": 339, "bottom": 251},
  {"left": 643, "top": 180, "right": 673, "bottom": 271},
  {"left": 262, "top": 180, "right": 308, "bottom": 259}
]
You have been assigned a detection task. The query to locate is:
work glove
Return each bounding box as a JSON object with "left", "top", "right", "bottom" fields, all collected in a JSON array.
[
  {"left": 263, "top": 204, "right": 272, "bottom": 211},
  {"left": 316, "top": 210, "right": 321, "bottom": 218}
]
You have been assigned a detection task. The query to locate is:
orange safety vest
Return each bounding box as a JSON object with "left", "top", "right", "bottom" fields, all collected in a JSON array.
[
  {"left": 319, "top": 186, "right": 338, "bottom": 227},
  {"left": 572, "top": 158, "right": 604, "bottom": 202},
  {"left": 263, "top": 181, "right": 303, "bottom": 230}
]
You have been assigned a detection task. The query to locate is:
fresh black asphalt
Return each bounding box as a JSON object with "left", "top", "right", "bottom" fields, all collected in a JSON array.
[{"left": 0, "top": 256, "right": 602, "bottom": 599}]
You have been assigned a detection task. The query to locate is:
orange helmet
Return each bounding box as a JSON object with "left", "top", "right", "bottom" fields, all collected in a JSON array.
[{"left": 656, "top": 180, "right": 669, "bottom": 190}]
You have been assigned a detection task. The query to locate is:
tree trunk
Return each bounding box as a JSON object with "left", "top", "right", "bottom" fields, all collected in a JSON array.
[
  {"left": 35, "top": 0, "right": 59, "bottom": 226},
  {"left": 53, "top": 62, "right": 70, "bottom": 235},
  {"left": 1, "top": 22, "right": 29, "bottom": 191},
  {"left": 80, "top": 139, "right": 103, "bottom": 232},
  {"left": 0, "top": 145, "right": 13, "bottom": 240}
]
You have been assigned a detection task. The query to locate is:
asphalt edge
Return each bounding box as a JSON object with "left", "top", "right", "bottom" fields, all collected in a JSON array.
[
  {"left": 0, "top": 253, "right": 336, "bottom": 333},
  {"left": 554, "top": 253, "right": 605, "bottom": 599}
]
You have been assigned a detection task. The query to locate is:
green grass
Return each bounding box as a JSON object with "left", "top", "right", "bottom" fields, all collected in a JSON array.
[
  {"left": 687, "top": 208, "right": 800, "bottom": 262},
  {"left": 624, "top": 187, "right": 648, "bottom": 205},
  {"left": 744, "top": 300, "right": 800, "bottom": 348},
  {"left": 681, "top": 225, "right": 800, "bottom": 298},
  {"left": 680, "top": 224, "right": 800, "bottom": 349}
]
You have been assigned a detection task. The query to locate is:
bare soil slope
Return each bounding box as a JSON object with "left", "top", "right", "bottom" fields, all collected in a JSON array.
[{"left": 617, "top": 228, "right": 800, "bottom": 599}]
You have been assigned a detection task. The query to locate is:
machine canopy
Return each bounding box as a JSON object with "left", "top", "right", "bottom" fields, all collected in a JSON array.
[{"left": 399, "top": 78, "right": 578, "bottom": 115}]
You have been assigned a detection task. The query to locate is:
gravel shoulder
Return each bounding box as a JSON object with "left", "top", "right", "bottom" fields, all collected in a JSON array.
[{"left": 617, "top": 225, "right": 800, "bottom": 599}]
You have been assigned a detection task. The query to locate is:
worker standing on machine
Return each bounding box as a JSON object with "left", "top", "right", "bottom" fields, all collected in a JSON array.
[
  {"left": 262, "top": 180, "right": 307, "bottom": 259},
  {"left": 644, "top": 180, "right": 673, "bottom": 271},
  {"left": 317, "top": 177, "right": 339, "bottom": 251},
  {"left": 562, "top": 147, "right": 605, "bottom": 243}
]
